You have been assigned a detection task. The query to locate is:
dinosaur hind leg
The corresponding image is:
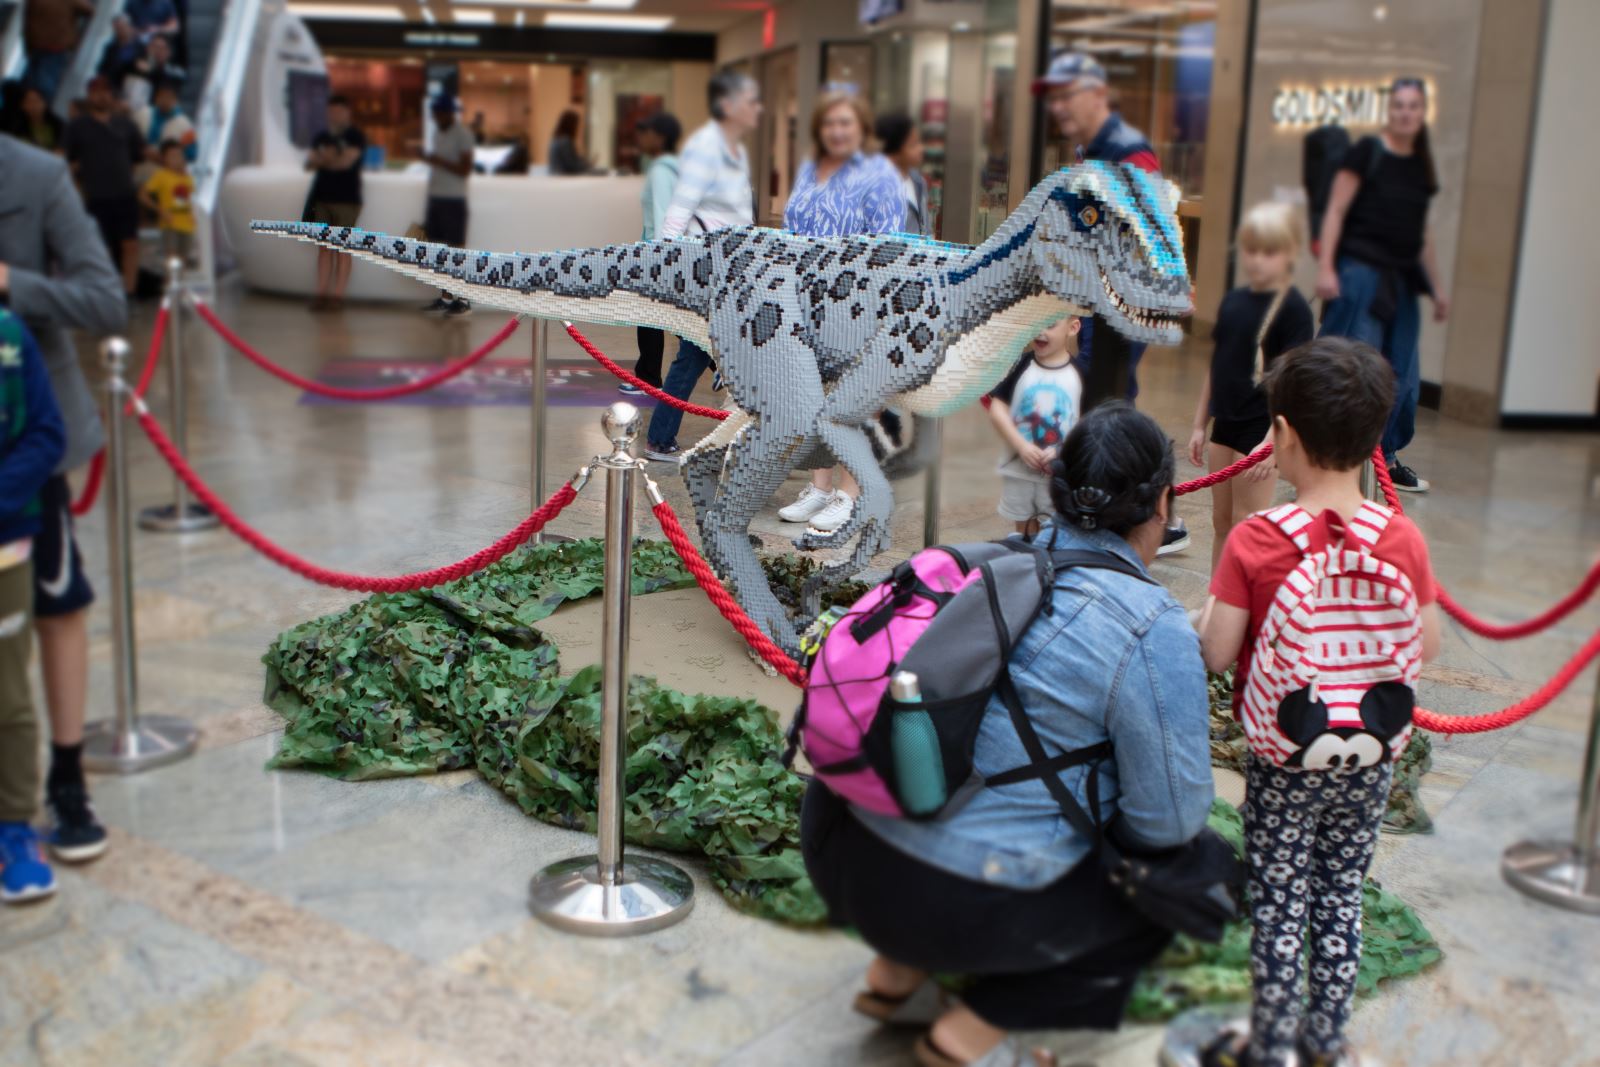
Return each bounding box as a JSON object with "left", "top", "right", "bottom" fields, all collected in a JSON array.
[
  {"left": 681, "top": 410, "right": 750, "bottom": 534},
  {"left": 697, "top": 416, "right": 818, "bottom": 657}
]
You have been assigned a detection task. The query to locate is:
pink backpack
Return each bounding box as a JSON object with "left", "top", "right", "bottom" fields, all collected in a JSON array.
[
  {"left": 787, "top": 538, "right": 1151, "bottom": 818},
  {"left": 1238, "top": 503, "right": 1423, "bottom": 770}
]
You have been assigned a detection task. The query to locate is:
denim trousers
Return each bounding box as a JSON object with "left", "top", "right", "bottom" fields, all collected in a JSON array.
[
  {"left": 1317, "top": 257, "right": 1422, "bottom": 464},
  {"left": 646, "top": 338, "right": 711, "bottom": 448}
]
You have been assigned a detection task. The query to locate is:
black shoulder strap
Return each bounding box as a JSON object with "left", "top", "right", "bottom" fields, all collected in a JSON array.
[
  {"left": 992, "top": 669, "right": 1106, "bottom": 843},
  {"left": 1048, "top": 549, "right": 1158, "bottom": 586}
]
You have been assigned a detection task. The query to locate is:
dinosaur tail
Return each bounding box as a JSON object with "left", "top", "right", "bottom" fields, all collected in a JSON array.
[{"left": 250, "top": 220, "right": 470, "bottom": 280}]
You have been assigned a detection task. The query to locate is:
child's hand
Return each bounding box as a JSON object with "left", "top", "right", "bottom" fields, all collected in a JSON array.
[
  {"left": 158, "top": 211, "right": 171, "bottom": 228},
  {"left": 1187, "top": 428, "right": 1207, "bottom": 468},
  {"left": 1019, "top": 443, "right": 1050, "bottom": 474},
  {"left": 1244, "top": 434, "right": 1276, "bottom": 483}
]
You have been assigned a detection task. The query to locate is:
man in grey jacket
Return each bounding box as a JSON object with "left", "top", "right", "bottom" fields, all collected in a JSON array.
[{"left": 0, "top": 133, "right": 126, "bottom": 862}]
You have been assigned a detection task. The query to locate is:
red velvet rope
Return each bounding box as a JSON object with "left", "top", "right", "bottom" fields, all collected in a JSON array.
[
  {"left": 1174, "top": 444, "right": 1273, "bottom": 497},
  {"left": 1367, "top": 446, "right": 1599, "bottom": 732},
  {"left": 649, "top": 498, "right": 809, "bottom": 687},
  {"left": 1414, "top": 626, "right": 1600, "bottom": 734},
  {"left": 1373, "top": 451, "right": 1600, "bottom": 640},
  {"left": 71, "top": 303, "right": 170, "bottom": 516},
  {"left": 192, "top": 299, "right": 519, "bottom": 402},
  {"left": 563, "top": 322, "right": 732, "bottom": 421},
  {"left": 132, "top": 405, "right": 577, "bottom": 592}
]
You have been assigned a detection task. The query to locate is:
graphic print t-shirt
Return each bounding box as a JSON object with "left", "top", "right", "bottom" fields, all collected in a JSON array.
[
  {"left": 142, "top": 168, "right": 195, "bottom": 233},
  {"left": 990, "top": 353, "right": 1083, "bottom": 483}
]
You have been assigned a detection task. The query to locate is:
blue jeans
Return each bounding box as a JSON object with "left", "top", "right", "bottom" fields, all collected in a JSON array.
[
  {"left": 1317, "top": 256, "right": 1421, "bottom": 464},
  {"left": 1076, "top": 316, "right": 1146, "bottom": 405},
  {"left": 646, "top": 339, "right": 711, "bottom": 448}
]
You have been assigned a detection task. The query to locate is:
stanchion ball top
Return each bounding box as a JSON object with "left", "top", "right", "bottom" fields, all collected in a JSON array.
[
  {"left": 101, "top": 336, "right": 132, "bottom": 368},
  {"left": 602, "top": 402, "right": 642, "bottom": 450}
]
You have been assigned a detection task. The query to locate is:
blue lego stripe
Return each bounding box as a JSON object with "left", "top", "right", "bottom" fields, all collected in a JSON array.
[{"left": 945, "top": 220, "right": 1037, "bottom": 285}]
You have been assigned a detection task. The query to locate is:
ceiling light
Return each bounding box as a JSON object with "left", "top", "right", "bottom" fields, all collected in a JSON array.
[
  {"left": 453, "top": 7, "right": 495, "bottom": 22},
  {"left": 543, "top": 12, "right": 672, "bottom": 29},
  {"left": 514, "top": 9, "right": 524, "bottom": 25},
  {"left": 288, "top": 3, "right": 406, "bottom": 19}
]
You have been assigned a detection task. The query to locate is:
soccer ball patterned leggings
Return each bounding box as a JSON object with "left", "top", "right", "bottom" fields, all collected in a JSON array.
[{"left": 1242, "top": 754, "right": 1394, "bottom": 1067}]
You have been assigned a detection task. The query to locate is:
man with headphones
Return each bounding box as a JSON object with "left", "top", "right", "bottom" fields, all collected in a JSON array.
[{"left": 643, "top": 70, "right": 762, "bottom": 463}]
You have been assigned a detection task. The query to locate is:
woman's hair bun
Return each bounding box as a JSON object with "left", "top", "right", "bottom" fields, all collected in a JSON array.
[{"left": 1049, "top": 402, "right": 1176, "bottom": 537}]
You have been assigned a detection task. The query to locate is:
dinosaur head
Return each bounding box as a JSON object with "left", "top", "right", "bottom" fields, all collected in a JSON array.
[{"left": 1029, "top": 161, "right": 1190, "bottom": 346}]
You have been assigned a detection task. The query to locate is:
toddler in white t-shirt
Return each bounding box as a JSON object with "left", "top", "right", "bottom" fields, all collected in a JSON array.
[{"left": 986, "top": 316, "right": 1083, "bottom": 536}]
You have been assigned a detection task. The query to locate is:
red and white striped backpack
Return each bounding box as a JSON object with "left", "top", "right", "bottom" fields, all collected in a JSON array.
[{"left": 1238, "top": 502, "right": 1423, "bottom": 771}]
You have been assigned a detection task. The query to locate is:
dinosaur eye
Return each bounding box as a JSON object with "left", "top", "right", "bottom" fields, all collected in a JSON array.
[{"left": 1078, "top": 205, "right": 1100, "bottom": 228}]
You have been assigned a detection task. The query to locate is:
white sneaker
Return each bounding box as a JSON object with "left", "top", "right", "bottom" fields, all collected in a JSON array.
[
  {"left": 807, "top": 491, "right": 855, "bottom": 533},
  {"left": 778, "top": 485, "right": 834, "bottom": 523}
]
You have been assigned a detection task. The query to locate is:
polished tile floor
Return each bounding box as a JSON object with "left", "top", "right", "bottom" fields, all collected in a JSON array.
[{"left": 3, "top": 285, "right": 1599, "bottom": 1067}]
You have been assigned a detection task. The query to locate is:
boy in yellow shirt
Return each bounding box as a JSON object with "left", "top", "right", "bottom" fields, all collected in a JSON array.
[{"left": 139, "top": 140, "right": 195, "bottom": 265}]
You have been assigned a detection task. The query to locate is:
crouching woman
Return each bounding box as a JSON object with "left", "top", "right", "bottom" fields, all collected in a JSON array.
[{"left": 801, "top": 403, "right": 1215, "bottom": 1067}]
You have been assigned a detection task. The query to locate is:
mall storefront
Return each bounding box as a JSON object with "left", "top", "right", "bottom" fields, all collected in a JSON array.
[
  {"left": 295, "top": 21, "right": 715, "bottom": 174},
  {"left": 722, "top": 0, "right": 1587, "bottom": 423}
]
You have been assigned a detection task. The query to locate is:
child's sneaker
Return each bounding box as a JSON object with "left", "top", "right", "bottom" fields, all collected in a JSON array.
[
  {"left": 45, "top": 780, "right": 109, "bottom": 863},
  {"left": 1157, "top": 517, "right": 1191, "bottom": 557},
  {"left": 0, "top": 822, "right": 58, "bottom": 904},
  {"left": 807, "top": 491, "right": 855, "bottom": 533},
  {"left": 778, "top": 485, "right": 835, "bottom": 523}
]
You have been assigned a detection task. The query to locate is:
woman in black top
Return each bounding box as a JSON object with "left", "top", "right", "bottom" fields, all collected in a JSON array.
[
  {"left": 1189, "top": 202, "right": 1314, "bottom": 571},
  {"left": 1315, "top": 78, "right": 1450, "bottom": 494},
  {"left": 547, "top": 110, "right": 597, "bottom": 176}
]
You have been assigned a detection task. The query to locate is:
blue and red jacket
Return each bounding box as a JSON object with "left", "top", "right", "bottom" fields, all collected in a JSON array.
[
  {"left": 0, "top": 309, "right": 66, "bottom": 544},
  {"left": 1082, "top": 112, "right": 1161, "bottom": 175}
]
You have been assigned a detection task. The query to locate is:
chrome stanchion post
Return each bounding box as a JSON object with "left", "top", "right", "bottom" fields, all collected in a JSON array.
[
  {"left": 1502, "top": 671, "right": 1600, "bottom": 913},
  {"left": 139, "top": 258, "right": 218, "bottom": 533},
  {"left": 922, "top": 417, "right": 943, "bottom": 548},
  {"left": 529, "top": 317, "right": 571, "bottom": 543},
  {"left": 82, "top": 339, "right": 200, "bottom": 774},
  {"left": 1360, "top": 457, "right": 1378, "bottom": 502},
  {"left": 529, "top": 402, "right": 694, "bottom": 935}
]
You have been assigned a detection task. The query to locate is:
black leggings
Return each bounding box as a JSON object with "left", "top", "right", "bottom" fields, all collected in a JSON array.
[
  {"left": 800, "top": 781, "right": 1171, "bottom": 1031},
  {"left": 634, "top": 327, "right": 665, "bottom": 388}
]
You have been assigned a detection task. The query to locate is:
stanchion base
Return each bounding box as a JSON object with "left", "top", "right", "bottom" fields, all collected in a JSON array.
[
  {"left": 138, "top": 502, "right": 220, "bottom": 533},
  {"left": 1155, "top": 1004, "right": 1249, "bottom": 1067},
  {"left": 81, "top": 714, "right": 200, "bottom": 774},
  {"left": 529, "top": 854, "right": 694, "bottom": 936},
  {"left": 535, "top": 532, "right": 575, "bottom": 545},
  {"left": 1503, "top": 839, "right": 1600, "bottom": 914}
]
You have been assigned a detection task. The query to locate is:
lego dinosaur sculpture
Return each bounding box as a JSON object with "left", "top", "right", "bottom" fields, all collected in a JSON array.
[{"left": 253, "top": 160, "right": 1189, "bottom": 655}]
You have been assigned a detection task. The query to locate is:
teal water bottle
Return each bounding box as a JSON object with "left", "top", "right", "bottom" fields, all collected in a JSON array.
[{"left": 890, "top": 671, "right": 947, "bottom": 816}]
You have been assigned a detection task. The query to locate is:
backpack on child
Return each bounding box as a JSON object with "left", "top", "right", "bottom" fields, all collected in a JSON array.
[{"left": 1237, "top": 503, "right": 1424, "bottom": 771}]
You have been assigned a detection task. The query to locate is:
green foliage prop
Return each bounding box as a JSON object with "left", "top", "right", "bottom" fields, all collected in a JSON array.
[{"left": 263, "top": 540, "right": 1440, "bottom": 1018}]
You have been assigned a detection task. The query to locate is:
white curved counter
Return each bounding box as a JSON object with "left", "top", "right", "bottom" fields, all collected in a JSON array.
[{"left": 219, "top": 166, "right": 647, "bottom": 301}]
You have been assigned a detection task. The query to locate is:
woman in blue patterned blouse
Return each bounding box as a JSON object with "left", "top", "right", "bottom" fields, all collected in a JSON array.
[{"left": 777, "top": 91, "right": 903, "bottom": 532}]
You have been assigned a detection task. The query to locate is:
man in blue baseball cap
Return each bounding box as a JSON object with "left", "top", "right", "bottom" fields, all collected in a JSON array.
[
  {"left": 420, "top": 92, "right": 475, "bottom": 317},
  {"left": 1032, "top": 50, "right": 1189, "bottom": 554}
]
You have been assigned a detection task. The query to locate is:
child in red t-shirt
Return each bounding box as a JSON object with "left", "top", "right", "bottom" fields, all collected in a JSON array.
[{"left": 1193, "top": 337, "right": 1441, "bottom": 1067}]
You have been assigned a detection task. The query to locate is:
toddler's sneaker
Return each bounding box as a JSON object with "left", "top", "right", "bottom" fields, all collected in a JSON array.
[
  {"left": 0, "top": 822, "right": 58, "bottom": 904},
  {"left": 807, "top": 491, "right": 855, "bottom": 533},
  {"left": 778, "top": 485, "right": 835, "bottom": 523},
  {"left": 45, "top": 780, "right": 109, "bottom": 863}
]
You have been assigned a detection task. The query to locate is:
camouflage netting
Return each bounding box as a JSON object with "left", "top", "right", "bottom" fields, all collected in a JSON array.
[{"left": 262, "top": 539, "right": 1441, "bottom": 1020}]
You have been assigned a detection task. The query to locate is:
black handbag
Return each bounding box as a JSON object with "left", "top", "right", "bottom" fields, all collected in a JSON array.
[{"left": 995, "top": 670, "right": 1245, "bottom": 943}]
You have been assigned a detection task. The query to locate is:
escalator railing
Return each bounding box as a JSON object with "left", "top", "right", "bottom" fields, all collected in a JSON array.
[{"left": 52, "top": 0, "right": 120, "bottom": 115}]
